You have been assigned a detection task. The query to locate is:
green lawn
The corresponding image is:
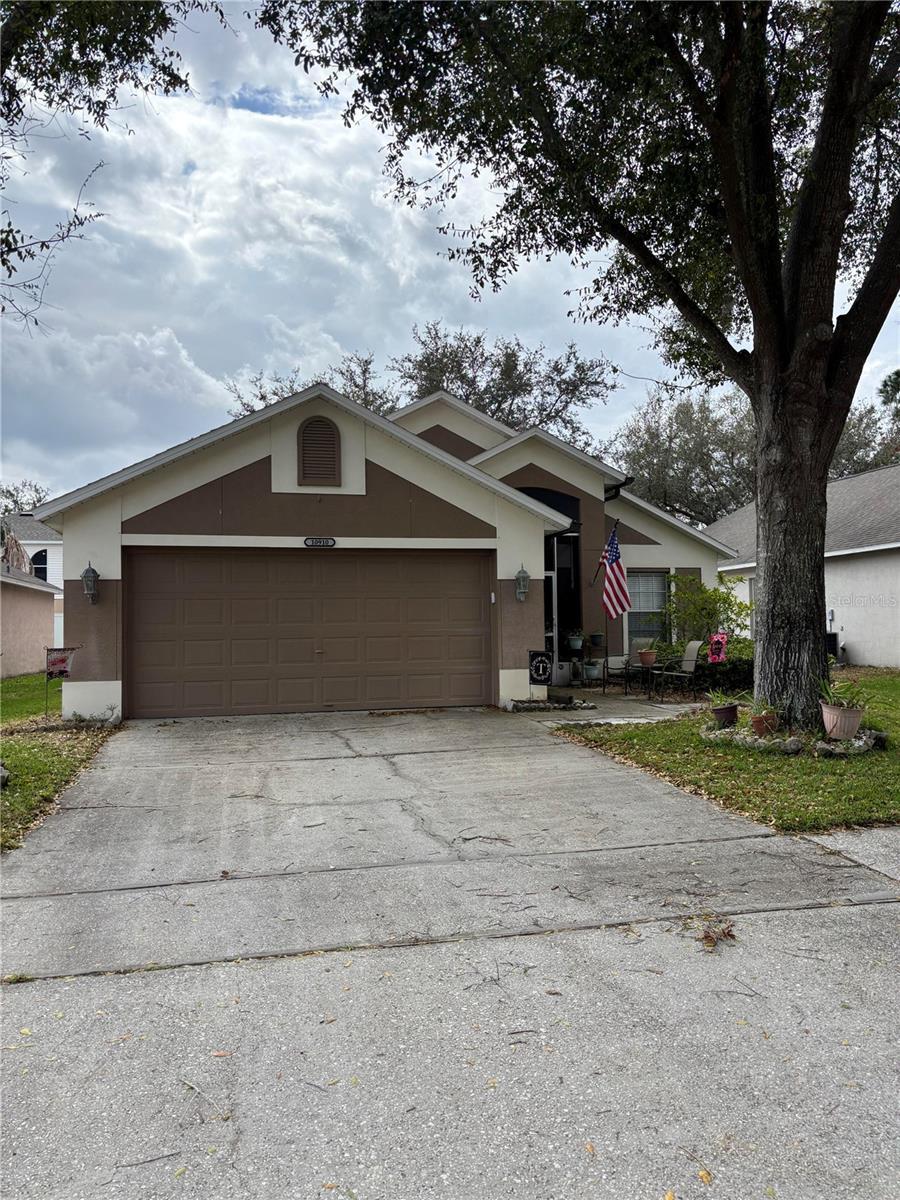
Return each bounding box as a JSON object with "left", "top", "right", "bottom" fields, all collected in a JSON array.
[
  {"left": 1, "top": 673, "right": 112, "bottom": 852},
  {"left": 560, "top": 668, "right": 900, "bottom": 832}
]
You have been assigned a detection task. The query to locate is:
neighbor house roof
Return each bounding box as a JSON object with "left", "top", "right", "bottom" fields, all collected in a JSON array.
[
  {"left": 706, "top": 462, "right": 900, "bottom": 566},
  {"left": 0, "top": 562, "right": 62, "bottom": 593},
  {"left": 35, "top": 385, "right": 571, "bottom": 533},
  {"left": 2, "top": 512, "right": 62, "bottom": 542}
]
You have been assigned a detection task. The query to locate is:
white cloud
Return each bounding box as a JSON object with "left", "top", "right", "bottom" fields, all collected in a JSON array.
[{"left": 2, "top": 8, "right": 896, "bottom": 498}]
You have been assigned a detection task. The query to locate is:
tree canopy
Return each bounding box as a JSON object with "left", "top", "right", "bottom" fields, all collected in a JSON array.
[
  {"left": 602, "top": 386, "right": 899, "bottom": 526},
  {"left": 257, "top": 0, "right": 900, "bottom": 726},
  {"left": 226, "top": 320, "right": 615, "bottom": 445},
  {"left": 0, "top": 477, "right": 50, "bottom": 514}
]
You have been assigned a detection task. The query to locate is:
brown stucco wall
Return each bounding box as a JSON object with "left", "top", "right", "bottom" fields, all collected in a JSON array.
[
  {"left": 497, "top": 579, "right": 545, "bottom": 669},
  {"left": 0, "top": 582, "right": 55, "bottom": 677},
  {"left": 416, "top": 424, "right": 485, "bottom": 461},
  {"left": 122, "top": 458, "right": 496, "bottom": 538},
  {"left": 500, "top": 463, "right": 607, "bottom": 645},
  {"left": 63, "top": 580, "right": 122, "bottom": 682}
]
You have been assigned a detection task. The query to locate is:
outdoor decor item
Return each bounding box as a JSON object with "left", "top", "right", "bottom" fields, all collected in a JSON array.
[
  {"left": 708, "top": 631, "right": 729, "bottom": 663},
  {"left": 638, "top": 647, "right": 657, "bottom": 666},
  {"left": 45, "top": 646, "right": 79, "bottom": 716},
  {"left": 819, "top": 679, "right": 868, "bottom": 740},
  {"left": 528, "top": 650, "right": 552, "bottom": 686},
  {"left": 749, "top": 696, "right": 781, "bottom": 737},
  {"left": 708, "top": 690, "right": 739, "bottom": 728},
  {"left": 567, "top": 631, "right": 584, "bottom": 650}
]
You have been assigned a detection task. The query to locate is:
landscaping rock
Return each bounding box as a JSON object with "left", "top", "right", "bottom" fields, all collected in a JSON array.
[
  {"left": 506, "top": 698, "right": 598, "bottom": 712},
  {"left": 699, "top": 725, "right": 802, "bottom": 755},
  {"left": 0, "top": 762, "right": 8, "bottom": 789},
  {"left": 813, "top": 731, "right": 882, "bottom": 757}
]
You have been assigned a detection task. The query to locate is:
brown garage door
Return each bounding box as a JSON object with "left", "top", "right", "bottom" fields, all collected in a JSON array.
[{"left": 124, "top": 548, "right": 494, "bottom": 718}]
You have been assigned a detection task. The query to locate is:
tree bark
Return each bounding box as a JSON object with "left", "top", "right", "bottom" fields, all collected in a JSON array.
[{"left": 753, "top": 387, "right": 832, "bottom": 728}]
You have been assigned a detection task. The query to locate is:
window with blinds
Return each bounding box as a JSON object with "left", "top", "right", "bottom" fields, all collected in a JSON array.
[
  {"left": 298, "top": 416, "right": 341, "bottom": 486},
  {"left": 627, "top": 570, "right": 670, "bottom": 641}
]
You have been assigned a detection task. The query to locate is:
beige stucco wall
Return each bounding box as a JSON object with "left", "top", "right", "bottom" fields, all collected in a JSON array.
[
  {"left": 606, "top": 497, "right": 724, "bottom": 585},
  {"left": 0, "top": 581, "right": 55, "bottom": 677},
  {"left": 723, "top": 549, "right": 900, "bottom": 667},
  {"left": 391, "top": 398, "right": 509, "bottom": 451},
  {"left": 56, "top": 397, "right": 557, "bottom": 715}
]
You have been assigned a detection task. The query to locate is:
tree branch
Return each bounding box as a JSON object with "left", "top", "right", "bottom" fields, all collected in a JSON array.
[{"left": 829, "top": 186, "right": 900, "bottom": 403}]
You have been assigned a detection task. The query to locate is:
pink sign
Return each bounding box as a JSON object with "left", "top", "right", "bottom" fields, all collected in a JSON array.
[
  {"left": 708, "top": 632, "right": 728, "bottom": 664},
  {"left": 46, "top": 647, "right": 78, "bottom": 679}
]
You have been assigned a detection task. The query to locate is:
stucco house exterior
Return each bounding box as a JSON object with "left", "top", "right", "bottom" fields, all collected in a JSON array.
[
  {"left": 3, "top": 512, "right": 64, "bottom": 644},
  {"left": 706, "top": 462, "right": 900, "bottom": 668},
  {"left": 0, "top": 563, "right": 62, "bottom": 678},
  {"left": 35, "top": 386, "right": 735, "bottom": 720}
]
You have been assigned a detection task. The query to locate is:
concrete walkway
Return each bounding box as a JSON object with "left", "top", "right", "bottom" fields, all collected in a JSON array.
[{"left": 2, "top": 708, "right": 897, "bottom": 1198}]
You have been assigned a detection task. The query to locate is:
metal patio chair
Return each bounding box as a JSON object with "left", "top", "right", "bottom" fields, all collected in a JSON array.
[
  {"left": 652, "top": 639, "right": 703, "bottom": 701},
  {"left": 602, "top": 638, "right": 654, "bottom": 695}
]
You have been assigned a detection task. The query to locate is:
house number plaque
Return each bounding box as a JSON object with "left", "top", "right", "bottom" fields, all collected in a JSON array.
[{"left": 304, "top": 537, "right": 336, "bottom": 548}]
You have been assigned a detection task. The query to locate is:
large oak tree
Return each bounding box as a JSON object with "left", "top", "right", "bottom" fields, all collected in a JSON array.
[{"left": 258, "top": 0, "right": 900, "bottom": 726}]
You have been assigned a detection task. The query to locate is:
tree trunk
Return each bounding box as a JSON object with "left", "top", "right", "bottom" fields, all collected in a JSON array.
[{"left": 753, "top": 391, "right": 831, "bottom": 729}]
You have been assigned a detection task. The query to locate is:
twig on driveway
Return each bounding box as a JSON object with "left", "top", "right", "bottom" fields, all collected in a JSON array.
[{"left": 180, "top": 1077, "right": 225, "bottom": 1114}]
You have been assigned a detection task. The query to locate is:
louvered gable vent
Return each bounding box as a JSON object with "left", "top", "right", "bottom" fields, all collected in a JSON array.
[{"left": 298, "top": 416, "right": 341, "bottom": 486}]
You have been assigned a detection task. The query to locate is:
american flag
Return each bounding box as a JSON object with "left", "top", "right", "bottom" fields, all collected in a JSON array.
[{"left": 601, "top": 526, "right": 632, "bottom": 620}]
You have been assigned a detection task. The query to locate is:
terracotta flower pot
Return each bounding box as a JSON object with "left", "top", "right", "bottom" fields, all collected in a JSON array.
[
  {"left": 750, "top": 713, "right": 779, "bottom": 738},
  {"left": 820, "top": 701, "right": 864, "bottom": 740},
  {"left": 712, "top": 703, "right": 738, "bottom": 728},
  {"left": 638, "top": 649, "right": 657, "bottom": 666}
]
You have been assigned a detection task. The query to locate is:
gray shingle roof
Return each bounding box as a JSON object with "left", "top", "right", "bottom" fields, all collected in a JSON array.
[
  {"left": 705, "top": 463, "right": 900, "bottom": 563},
  {"left": 2, "top": 512, "right": 62, "bottom": 542},
  {"left": 1, "top": 562, "right": 62, "bottom": 593}
]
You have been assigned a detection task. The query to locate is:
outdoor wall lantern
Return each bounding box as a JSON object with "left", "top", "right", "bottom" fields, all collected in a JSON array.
[
  {"left": 81, "top": 561, "right": 100, "bottom": 603},
  {"left": 515, "top": 563, "right": 530, "bottom": 602}
]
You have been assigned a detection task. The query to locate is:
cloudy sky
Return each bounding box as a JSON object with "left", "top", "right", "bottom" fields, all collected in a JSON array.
[{"left": 2, "top": 5, "right": 897, "bottom": 497}]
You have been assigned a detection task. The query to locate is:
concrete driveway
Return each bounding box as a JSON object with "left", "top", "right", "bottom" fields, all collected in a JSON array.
[{"left": 2, "top": 708, "right": 897, "bottom": 1198}]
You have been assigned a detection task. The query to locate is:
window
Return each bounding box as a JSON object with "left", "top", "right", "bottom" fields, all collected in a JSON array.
[
  {"left": 298, "top": 416, "right": 341, "bottom": 485},
  {"left": 627, "top": 570, "right": 669, "bottom": 643},
  {"left": 31, "top": 548, "right": 48, "bottom": 582}
]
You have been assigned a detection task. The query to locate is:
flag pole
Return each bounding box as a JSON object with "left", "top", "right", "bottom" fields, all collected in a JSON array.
[{"left": 590, "top": 519, "right": 619, "bottom": 586}]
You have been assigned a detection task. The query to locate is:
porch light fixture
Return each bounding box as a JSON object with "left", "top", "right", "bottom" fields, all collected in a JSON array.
[
  {"left": 81, "top": 562, "right": 100, "bottom": 604},
  {"left": 514, "top": 564, "right": 530, "bottom": 602}
]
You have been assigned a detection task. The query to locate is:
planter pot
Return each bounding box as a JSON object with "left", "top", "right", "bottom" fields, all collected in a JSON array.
[
  {"left": 750, "top": 713, "right": 779, "bottom": 738},
  {"left": 567, "top": 637, "right": 584, "bottom": 650},
  {"left": 712, "top": 703, "right": 738, "bottom": 728},
  {"left": 820, "top": 701, "right": 864, "bottom": 740},
  {"left": 582, "top": 663, "right": 602, "bottom": 682},
  {"left": 589, "top": 632, "right": 605, "bottom": 649},
  {"left": 638, "top": 650, "right": 657, "bottom": 666}
]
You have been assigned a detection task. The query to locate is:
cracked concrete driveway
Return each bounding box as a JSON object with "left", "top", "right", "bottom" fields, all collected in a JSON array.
[{"left": 2, "top": 707, "right": 898, "bottom": 1199}]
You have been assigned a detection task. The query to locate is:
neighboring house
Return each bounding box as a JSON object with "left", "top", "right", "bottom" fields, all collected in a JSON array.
[
  {"left": 35, "top": 386, "right": 736, "bottom": 720},
  {"left": 0, "top": 562, "right": 62, "bottom": 678},
  {"left": 3, "top": 512, "right": 64, "bottom": 644},
  {"left": 706, "top": 462, "right": 900, "bottom": 668}
]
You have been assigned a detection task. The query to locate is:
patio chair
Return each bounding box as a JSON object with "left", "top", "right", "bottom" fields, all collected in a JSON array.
[
  {"left": 652, "top": 640, "right": 703, "bottom": 701},
  {"left": 602, "top": 638, "right": 654, "bottom": 695}
]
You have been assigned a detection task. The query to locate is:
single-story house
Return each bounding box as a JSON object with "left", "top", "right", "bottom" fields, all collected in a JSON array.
[
  {"left": 35, "top": 386, "right": 736, "bottom": 720},
  {"left": 706, "top": 462, "right": 900, "bottom": 668},
  {"left": 3, "top": 512, "right": 64, "bottom": 644},
  {"left": 0, "top": 562, "right": 62, "bottom": 678}
]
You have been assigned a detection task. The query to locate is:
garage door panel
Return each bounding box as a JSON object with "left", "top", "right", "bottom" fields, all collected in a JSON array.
[{"left": 125, "top": 550, "right": 492, "bottom": 717}]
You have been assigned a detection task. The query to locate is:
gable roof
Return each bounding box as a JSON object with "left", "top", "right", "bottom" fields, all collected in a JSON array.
[
  {"left": 469, "top": 426, "right": 627, "bottom": 483},
  {"left": 706, "top": 462, "right": 900, "bottom": 565},
  {"left": 1, "top": 562, "right": 62, "bottom": 594},
  {"left": 34, "top": 385, "right": 571, "bottom": 532},
  {"left": 388, "top": 391, "right": 518, "bottom": 438},
  {"left": 2, "top": 512, "right": 62, "bottom": 542},
  {"left": 614, "top": 490, "right": 738, "bottom": 557}
]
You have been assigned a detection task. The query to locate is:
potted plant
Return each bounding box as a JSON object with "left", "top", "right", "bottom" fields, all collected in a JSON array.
[
  {"left": 820, "top": 679, "right": 868, "bottom": 740},
  {"left": 567, "top": 629, "right": 584, "bottom": 650},
  {"left": 589, "top": 631, "right": 605, "bottom": 649},
  {"left": 748, "top": 696, "right": 781, "bottom": 737},
  {"left": 707, "top": 689, "right": 739, "bottom": 728},
  {"left": 582, "top": 658, "right": 603, "bottom": 683},
  {"left": 638, "top": 643, "right": 658, "bottom": 666}
]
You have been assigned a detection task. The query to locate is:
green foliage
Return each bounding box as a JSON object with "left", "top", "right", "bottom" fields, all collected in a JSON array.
[
  {"left": 666, "top": 574, "right": 752, "bottom": 642},
  {"left": 820, "top": 678, "right": 870, "bottom": 710},
  {"left": 748, "top": 696, "right": 782, "bottom": 717},
  {"left": 0, "top": 673, "right": 60, "bottom": 722},
  {"left": 226, "top": 320, "right": 614, "bottom": 444},
  {"left": 706, "top": 690, "right": 741, "bottom": 708},
  {"left": 561, "top": 669, "right": 900, "bottom": 832}
]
